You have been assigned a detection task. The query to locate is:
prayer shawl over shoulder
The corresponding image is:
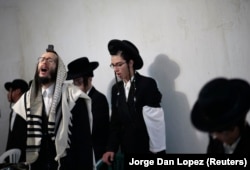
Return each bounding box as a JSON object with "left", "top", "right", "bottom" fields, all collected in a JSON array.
[{"left": 13, "top": 83, "right": 95, "bottom": 169}]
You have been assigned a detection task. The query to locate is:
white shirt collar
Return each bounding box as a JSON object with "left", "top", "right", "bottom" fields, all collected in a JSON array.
[
  {"left": 123, "top": 76, "right": 134, "bottom": 87},
  {"left": 42, "top": 84, "right": 55, "bottom": 97},
  {"left": 123, "top": 76, "right": 134, "bottom": 100},
  {"left": 223, "top": 137, "right": 241, "bottom": 154}
]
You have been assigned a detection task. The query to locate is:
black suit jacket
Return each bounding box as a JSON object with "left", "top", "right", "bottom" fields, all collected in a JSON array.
[
  {"left": 88, "top": 87, "right": 110, "bottom": 161},
  {"left": 107, "top": 72, "right": 162, "bottom": 154},
  {"left": 6, "top": 112, "right": 27, "bottom": 162},
  {"left": 59, "top": 98, "right": 93, "bottom": 170}
]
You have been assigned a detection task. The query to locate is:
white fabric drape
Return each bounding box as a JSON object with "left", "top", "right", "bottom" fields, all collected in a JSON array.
[{"left": 142, "top": 105, "right": 166, "bottom": 153}]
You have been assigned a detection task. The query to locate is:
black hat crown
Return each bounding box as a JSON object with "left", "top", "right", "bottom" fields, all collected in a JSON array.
[
  {"left": 108, "top": 39, "right": 143, "bottom": 70},
  {"left": 4, "top": 79, "right": 29, "bottom": 93},
  {"left": 46, "top": 44, "right": 58, "bottom": 55},
  {"left": 191, "top": 78, "right": 250, "bottom": 132},
  {"left": 66, "top": 57, "right": 99, "bottom": 80}
]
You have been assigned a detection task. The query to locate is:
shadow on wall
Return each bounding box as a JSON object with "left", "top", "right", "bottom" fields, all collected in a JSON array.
[{"left": 148, "top": 54, "right": 206, "bottom": 153}]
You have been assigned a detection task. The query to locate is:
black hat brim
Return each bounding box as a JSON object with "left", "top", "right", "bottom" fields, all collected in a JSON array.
[
  {"left": 66, "top": 62, "right": 99, "bottom": 80},
  {"left": 4, "top": 79, "right": 29, "bottom": 92},
  {"left": 4, "top": 82, "right": 11, "bottom": 91}
]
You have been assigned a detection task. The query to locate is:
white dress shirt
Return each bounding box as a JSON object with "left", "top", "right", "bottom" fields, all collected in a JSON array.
[
  {"left": 42, "top": 84, "right": 55, "bottom": 115},
  {"left": 123, "top": 76, "right": 134, "bottom": 101}
]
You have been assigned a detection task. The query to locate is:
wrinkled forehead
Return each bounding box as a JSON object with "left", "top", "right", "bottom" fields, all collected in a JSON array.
[{"left": 41, "top": 52, "right": 58, "bottom": 60}]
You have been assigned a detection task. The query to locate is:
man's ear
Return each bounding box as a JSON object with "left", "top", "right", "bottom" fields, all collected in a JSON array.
[
  {"left": 88, "top": 77, "right": 92, "bottom": 82},
  {"left": 129, "top": 59, "right": 134, "bottom": 67},
  {"left": 15, "top": 88, "right": 22, "bottom": 95}
]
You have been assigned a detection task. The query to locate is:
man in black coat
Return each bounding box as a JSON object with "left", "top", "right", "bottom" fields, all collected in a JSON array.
[
  {"left": 66, "top": 57, "right": 110, "bottom": 165},
  {"left": 13, "top": 45, "right": 94, "bottom": 169},
  {"left": 191, "top": 78, "right": 250, "bottom": 154},
  {"left": 4, "top": 79, "right": 29, "bottom": 162},
  {"left": 102, "top": 39, "right": 166, "bottom": 166}
]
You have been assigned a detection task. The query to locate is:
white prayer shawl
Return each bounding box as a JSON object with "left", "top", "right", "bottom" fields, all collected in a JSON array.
[
  {"left": 13, "top": 83, "right": 93, "bottom": 163},
  {"left": 55, "top": 83, "right": 92, "bottom": 160},
  {"left": 142, "top": 105, "right": 166, "bottom": 153}
]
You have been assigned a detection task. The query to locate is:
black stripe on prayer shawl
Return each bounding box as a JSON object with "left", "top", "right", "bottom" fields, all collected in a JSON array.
[
  {"left": 27, "top": 134, "right": 43, "bottom": 138},
  {"left": 27, "top": 127, "right": 42, "bottom": 131},
  {"left": 27, "top": 121, "right": 42, "bottom": 126},
  {"left": 48, "top": 122, "right": 55, "bottom": 125},
  {"left": 28, "top": 114, "right": 43, "bottom": 119},
  {"left": 27, "top": 145, "right": 40, "bottom": 149}
]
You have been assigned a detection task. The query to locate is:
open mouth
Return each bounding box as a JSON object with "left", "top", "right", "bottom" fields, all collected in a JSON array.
[
  {"left": 41, "top": 68, "right": 48, "bottom": 73},
  {"left": 40, "top": 67, "right": 49, "bottom": 75}
]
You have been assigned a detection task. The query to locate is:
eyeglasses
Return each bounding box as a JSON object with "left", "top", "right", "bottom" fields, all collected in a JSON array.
[
  {"left": 38, "top": 57, "right": 55, "bottom": 64},
  {"left": 110, "top": 62, "right": 126, "bottom": 69}
]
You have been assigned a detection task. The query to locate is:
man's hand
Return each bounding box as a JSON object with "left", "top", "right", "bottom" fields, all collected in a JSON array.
[{"left": 102, "top": 151, "right": 115, "bottom": 165}]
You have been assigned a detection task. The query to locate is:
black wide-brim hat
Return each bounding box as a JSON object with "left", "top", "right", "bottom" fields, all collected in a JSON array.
[
  {"left": 191, "top": 78, "right": 250, "bottom": 132},
  {"left": 5, "top": 79, "right": 29, "bottom": 93},
  {"left": 66, "top": 57, "right": 99, "bottom": 80},
  {"left": 108, "top": 39, "right": 143, "bottom": 70}
]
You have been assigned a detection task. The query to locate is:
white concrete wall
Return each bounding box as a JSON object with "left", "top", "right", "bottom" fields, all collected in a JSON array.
[{"left": 0, "top": 0, "right": 250, "bottom": 154}]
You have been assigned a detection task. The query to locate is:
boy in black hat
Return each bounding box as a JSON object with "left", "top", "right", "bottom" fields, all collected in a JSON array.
[
  {"left": 102, "top": 39, "right": 166, "bottom": 165},
  {"left": 12, "top": 45, "right": 94, "bottom": 169},
  {"left": 4, "top": 79, "right": 29, "bottom": 162},
  {"left": 5, "top": 79, "right": 29, "bottom": 104},
  {"left": 67, "top": 57, "right": 110, "bottom": 167},
  {"left": 191, "top": 77, "right": 250, "bottom": 154}
]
